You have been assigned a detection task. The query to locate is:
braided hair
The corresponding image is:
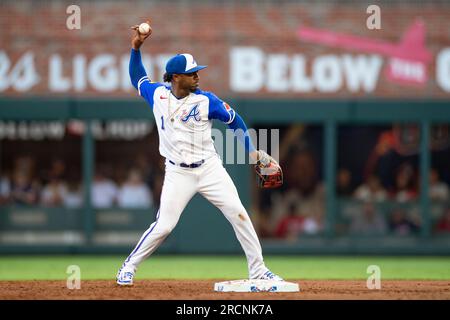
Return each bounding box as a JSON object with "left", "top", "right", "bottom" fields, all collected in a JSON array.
[{"left": 163, "top": 73, "right": 173, "bottom": 82}]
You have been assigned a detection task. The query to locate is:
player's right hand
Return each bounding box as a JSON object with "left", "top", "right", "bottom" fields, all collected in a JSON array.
[{"left": 131, "top": 19, "right": 152, "bottom": 50}]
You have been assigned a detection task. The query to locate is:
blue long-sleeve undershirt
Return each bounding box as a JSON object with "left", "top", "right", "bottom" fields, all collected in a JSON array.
[
  {"left": 227, "top": 112, "right": 256, "bottom": 153},
  {"left": 129, "top": 49, "right": 147, "bottom": 89}
]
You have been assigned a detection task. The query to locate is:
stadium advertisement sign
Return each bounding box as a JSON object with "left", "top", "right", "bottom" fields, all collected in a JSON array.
[
  {"left": 0, "top": 19, "right": 449, "bottom": 97},
  {"left": 231, "top": 20, "right": 450, "bottom": 94}
]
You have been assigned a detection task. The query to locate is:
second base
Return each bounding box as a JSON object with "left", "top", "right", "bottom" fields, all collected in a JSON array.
[{"left": 214, "top": 279, "right": 300, "bottom": 293}]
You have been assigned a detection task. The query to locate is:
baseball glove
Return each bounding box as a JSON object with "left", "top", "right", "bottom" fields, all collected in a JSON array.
[{"left": 255, "top": 151, "right": 283, "bottom": 189}]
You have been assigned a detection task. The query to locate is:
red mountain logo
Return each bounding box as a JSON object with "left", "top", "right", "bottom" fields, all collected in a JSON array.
[
  {"left": 297, "top": 19, "right": 432, "bottom": 86},
  {"left": 160, "top": 95, "right": 167, "bottom": 99}
]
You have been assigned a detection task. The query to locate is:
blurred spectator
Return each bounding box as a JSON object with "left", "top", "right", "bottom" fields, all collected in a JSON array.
[
  {"left": 389, "top": 207, "right": 420, "bottom": 235},
  {"left": 91, "top": 170, "right": 118, "bottom": 208},
  {"left": 254, "top": 188, "right": 274, "bottom": 238},
  {"left": 113, "top": 165, "right": 129, "bottom": 187},
  {"left": 10, "top": 170, "right": 39, "bottom": 205},
  {"left": 364, "top": 125, "right": 420, "bottom": 189},
  {"left": 336, "top": 168, "right": 353, "bottom": 197},
  {"left": 285, "top": 150, "right": 322, "bottom": 199},
  {"left": 349, "top": 202, "right": 387, "bottom": 236},
  {"left": 134, "top": 153, "right": 155, "bottom": 190},
  {"left": 117, "top": 169, "right": 152, "bottom": 208},
  {"left": 274, "top": 204, "right": 304, "bottom": 240},
  {"left": 270, "top": 150, "right": 325, "bottom": 235},
  {"left": 0, "top": 173, "right": 10, "bottom": 204},
  {"left": 13, "top": 156, "right": 36, "bottom": 180},
  {"left": 435, "top": 207, "right": 450, "bottom": 233},
  {"left": 429, "top": 169, "right": 449, "bottom": 201},
  {"left": 47, "top": 158, "right": 66, "bottom": 181},
  {"left": 278, "top": 124, "right": 307, "bottom": 161},
  {"left": 302, "top": 213, "right": 323, "bottom": 235},
  {"left": 63, "top": 181, "right": 83, "bottom": 208},
  {"left": 41, "top": 178, "right": 68, "bottom": 206},
  {"left": 390, "top": 163, "right": 418, "bottom": 202},
  {"left": 354, "top": 174, "right": 387, "bottom": 202}
]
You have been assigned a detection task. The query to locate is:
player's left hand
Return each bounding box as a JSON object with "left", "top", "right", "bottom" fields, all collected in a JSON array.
[
  {"left": 256, "top": 150, "right": 276, "bottom": 167},
  {"left": 254, "top": 150, "right": 283, "bottom": 188}
]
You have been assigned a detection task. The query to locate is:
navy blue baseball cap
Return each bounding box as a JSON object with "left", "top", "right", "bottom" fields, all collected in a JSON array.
[{"left": 165, "top": 53, "right": 207, "bottom": 75}]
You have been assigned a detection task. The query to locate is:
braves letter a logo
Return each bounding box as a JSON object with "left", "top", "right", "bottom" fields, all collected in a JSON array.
[{"left": 181, "top": 104, "right": 201, "bottom": 122}]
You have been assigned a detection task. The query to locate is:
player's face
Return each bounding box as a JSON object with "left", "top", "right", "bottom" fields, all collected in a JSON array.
[{"left": 177, "top": 71, "right": 200, "bottom": 92}]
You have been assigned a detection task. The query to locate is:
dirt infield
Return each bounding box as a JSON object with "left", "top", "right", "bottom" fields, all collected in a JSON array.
[{"left": 0, "top": 280, "right": 449, "bottom": 300}]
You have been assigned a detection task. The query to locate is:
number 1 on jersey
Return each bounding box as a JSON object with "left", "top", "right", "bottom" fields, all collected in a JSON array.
[{"left": 161, "top": 116, "right": 165, "bottom": 130}]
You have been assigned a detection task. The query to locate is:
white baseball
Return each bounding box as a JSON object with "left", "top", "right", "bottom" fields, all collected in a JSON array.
[{"left": 138, "top": 23, "right": 150, "bottom": 35}]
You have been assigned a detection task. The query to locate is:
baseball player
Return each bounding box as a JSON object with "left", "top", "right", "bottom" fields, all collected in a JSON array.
[{"left": 117, "top": 21, "right": 283, "bottom": 285}]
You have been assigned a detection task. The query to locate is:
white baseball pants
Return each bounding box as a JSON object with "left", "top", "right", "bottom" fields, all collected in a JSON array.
[{"left": 122, "top": 154, "right": 268, "bottom": 279}]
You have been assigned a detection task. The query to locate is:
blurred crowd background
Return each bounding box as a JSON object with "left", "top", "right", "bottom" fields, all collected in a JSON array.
[
  {"left": 2, "top": 122, "right": 449, "bottom": 241},
  {"left": 0, "top": 0, "right": 449, "bottom": 252},
  {"left": 255, "top": 124, "right": 450, "bottom": 239}
]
